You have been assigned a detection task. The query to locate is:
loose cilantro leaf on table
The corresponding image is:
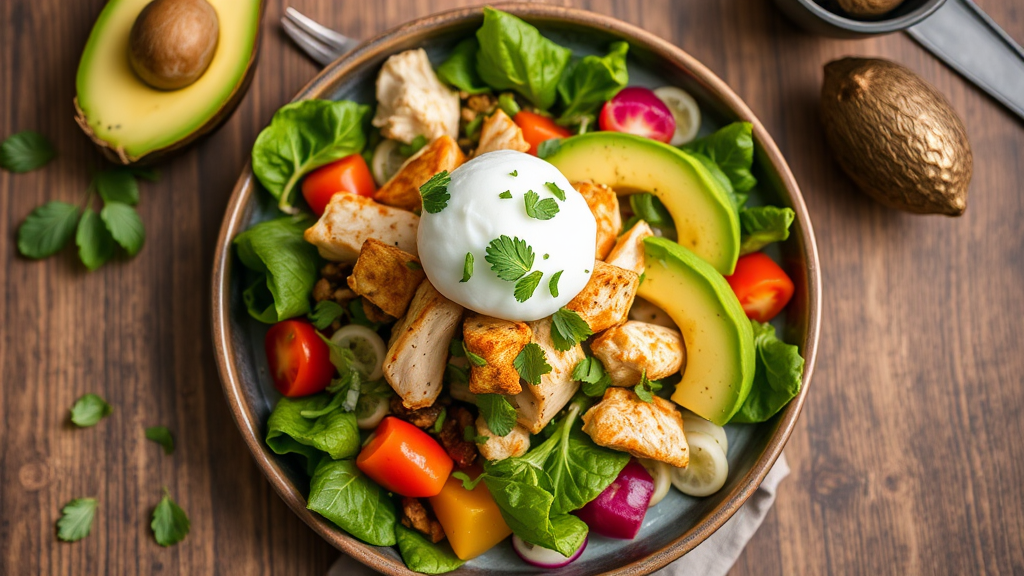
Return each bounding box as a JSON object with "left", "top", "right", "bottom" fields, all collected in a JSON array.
[
  {"left": 70, "top": 393, "right": 112, "bottom": 427},
  {"left": 145, "top": 426, "right": 175, "bottom": 455},
  {"left": 419, "top": 170, "right": 451, "bottom": 214},
  {"left": 57, "top": 498, "right": 97, "bottom": 542},
  {"left": 514, "top": 270, "right": 543, "bottom": 302},
  {"left": 551, "top": 307, "right": 592, "bottom": 351},
  {"left": 514, "top": 342, "right": 551, "bottom": 385},
  {"left": 151, "top": 490, "right": 190, "bottom": 547},
  {"left": 17, "top": 201, "right": 80, "bottom": 259},
  {"left": 485, "top": 235, "right": 534, "bottom": 281},
  {"left": 94, "top": 168, "right": 139, "bottom": 205},
  {"left": 477, "top": 394, "right": 518, "bottom": 436},
  {"left": 0, "top": 131, "right": 55, "bottom": 172},
  {"left": 524, "top": 190, "right": 559, "bottom": 220},
  {"left": 100, "top": 202, "right": 145, "bottom": 256},
  {"left": 76, "top": 208, "right": 116, "bottom": 271}
]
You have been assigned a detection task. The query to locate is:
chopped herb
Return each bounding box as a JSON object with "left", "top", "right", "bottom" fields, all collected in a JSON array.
[
  {"left": 548, "top": 270, "right": 563, "bottom": 297},
  {"left": 545, "top": 181, "right": 566, "bottom": 201},
  {"left": 419, "top": 171, "right": 451, "bottom": 214},
  {"left": 445, "top": 362, "right": 469, "bottom": 385},
  {"left": 452, "top": 470, "right": 486, "bottom": 490},
  {"left": 70, "top": 393, "right": 112, "bottom": 427},
  {"left": 514, "top": 270, "right": 543, "bottom": 302},
  {"left": 485, "top": 235, "right": 535, "bottom": 281},
  {"left": 399, "top": 135, "right": 428, "bottom": 156},
  {"left": 573, "top": 357, "right": 612, "bottom": 397},
  {"left": 508, "top": 169, "right": 518, "bottom": 177},
  {"left": 461, "top": 252, "right": 474, "bottom": 283},
  {"left": 433, "top": 407, "right": 447, "bottom": 433},
  {"left": 449, "top": 338, "right": 466, "bottom": 358},
  {"left": 405, "top": 260, "right": 422, "bottom": 271},
  {"left": 463, "top": 341, "right": 488, "bottom": 367},
  {"left": 499, "top": 190, "right": 513, "bottom": 199},
  {"left": 499, "top": 93, "right": 522, "bottom": 118},
  {"left": 551, "top": 307, "right": 592, "bottom": 351},
  {"left": 477, "top": 394, "right": 517, "bottom": 436},
  {"left": 57, "top": 498, "right": 97, "bottom": 542},
  {"left": 537, "top": 138, "right": 561, "bottom": 159},
  {"left": 151, "top": 489, "right": 190, "bottom": 546},
  {"left": 634, "top": 370, "right": 659, "bottom": 403},
  {"left": 145, "top": 426, "right": 175, "bottom": 455},
  {"left": 465, "top": 115, "right": 484, "bottom": 140},
  {"left": 464, "top": 425, "right": 489, "bottom": 444},
  {"left": 513, "top": 342, "right": 552, "bottom": 385},
  {"left": 543, "top": 254, "right": 549, "bottom": 260},
  {"left": 524, "top": 190, "right": 560, "bottom": 220}
]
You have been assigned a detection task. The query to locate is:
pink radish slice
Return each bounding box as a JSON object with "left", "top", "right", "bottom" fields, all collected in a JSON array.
[
  {"left": 512, "top": 534, "right": 587, "bottom": 568},
  {"left": 574, "top": 459, "right": 654, "bottom": 539},
  {"left": 598, "top": 87, "right": 676, "bottom": 143}
]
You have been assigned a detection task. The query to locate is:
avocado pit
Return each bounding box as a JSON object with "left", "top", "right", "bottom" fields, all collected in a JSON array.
[{"left": 128, "top": 0, "right": 220, "bottom": 90}]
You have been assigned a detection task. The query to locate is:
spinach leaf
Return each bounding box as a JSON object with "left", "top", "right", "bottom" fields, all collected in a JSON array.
[
  {"left": 739, "top": 206, "right": 795, "bottom": 255},
  {"left": 623, "top": 192, "right": 675, "bottom": 233},
  {"left": 556, "top": 41, "right": 629, "bottom": 125},
  {"left": 685, "top": 122, "right": 757, "bottom": 193},
  {"left": 689, "top": 151, "right": 747, "bottom": 212},
  {"left": 731, "top": 320, "right": 804, "bottom": 423},
  {"left": 482, "top": 396, "right": 626, "bottom": 556},
  {"left": 475, "top": 7, "right": 571, "bottom": 110},
  {"left": 266, "top": 394, "right": 360, "bottom": 471},
  {"left": 234, "top": 216, "right": 319, "bottom": 323},
  {"left": 307, "top": 459, "right": 397, "bottom": 546},
  {"left": 252, "top": 99, "right": 370, "bottom": 213},
  {"left": 395, "top": 524, "right": 465, "bottom": 574},
  {"left": 436, "top": 38, "right": 490, "bottom": 94}
]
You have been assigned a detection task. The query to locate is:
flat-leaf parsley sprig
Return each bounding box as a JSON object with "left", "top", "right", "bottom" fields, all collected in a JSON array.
[
  {"left": 419, "top": 170, "right": 451, "bottom": 213},
  {"left": 485, "top": 235, "right": 535, "bottom": 281}
]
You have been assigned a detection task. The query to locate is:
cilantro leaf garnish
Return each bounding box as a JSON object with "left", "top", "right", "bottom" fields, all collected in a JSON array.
[
  {"left": 0, "top": 130, "right": 55, "bottom": 173},
  {"left": 513, "top": 342, "right": 552, "bottom": 385},
  {"left": 461, "top": 252, "right": 474, "bottom": 283},
  {"left": 145, "top": 426, "right": 175, "bottom": 455},
  {"left": 634, "top": 369, "right": 659, "bottom": 403},
  {"left": 551, "top": 307, "right": 593, "bottom": 351},
  {"left": 419, "top": 170, "right": 451, "bottom": 214},
  {"left": 509, "top": 170, "right": 518, "bottom": 177},
  {"left": 549, "top": 270, "right": 563, "bottom": 297},
  {"left": 309, "top": 300, "right": 346, "bottom": 330},
  {"left": 57, "top": 498, "right": 97, "bottom": 542},
  {"left": 445, "top": 362, "right": 469, "bottom": 384},
  {"left": 70, "top": 393, "right": 112, "bottom": 427},
  {"left": 16, "top": 201, "right": 80, "bottom": 259},
  {"left": 449, "top": 338, "right": 466, "bottom": 358},
  {"left": 151, "top": 489, "right": 190, "bottom": 546},
  {"left": 524, "top": 190, "right": 559, "bottom": 220},
  {"left": 485, "top": 235, "right": 534, "bottom": 281},
  {"left": 452, "top": 470, "right": 486, "bottom": 490},
  {"left": 463, "top": 425, "right": 489, "bottom": 444},
  {"left": 573, "top": 356, "right": 612, "bottom": 397},
  {"left": 499, "top": 190, "right": 512, "bottom": 199},
  {"left": 545, "top": 182, "right": 566, "bottom": 201},
  {"left": 477, "top": 394, "right": 518, "bottom": 436},
  {"left": 514, "top": 270, "right": 543, "bottom": 302},
  {"left": 433, "top": 407, "right": 447, "bottom": 433},
  {"left": 463, "top": 341, "right": 487, "bottom": 367}
]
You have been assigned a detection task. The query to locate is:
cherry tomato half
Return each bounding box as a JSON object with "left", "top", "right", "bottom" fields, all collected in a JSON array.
[
  {"left": 725, "top": 252, "right": 795, "bottom": 323},
  {"left": 514, "top": 110, "right": 571, "bottom": 155},
  {"left": 357, "top": 417, "right": 453, "bottom": 498},
  {"left": 264, "top": 319, "right": 334, "bottom": 397},
  {"left": 301, "top": 154, "right": 377, "bottom": 216}
]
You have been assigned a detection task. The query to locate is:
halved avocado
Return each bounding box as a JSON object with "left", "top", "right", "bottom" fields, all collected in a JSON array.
[
  {"left": 545, "top": 132, "right": 740, "bottom": 275},
  {"left": 74, "top": 0, "right": 264, "bottom": 165},
  {"left": 639, "top": 236, "right": 754, "bottom": 425}
]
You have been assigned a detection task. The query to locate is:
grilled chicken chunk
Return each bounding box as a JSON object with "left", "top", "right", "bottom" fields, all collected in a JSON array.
[
  {"left": 590, "top": 321, "right": 686, "bottom": 387},
  {"left": 372, "top": 48, "right": 460, "bottom": 144},
  {"left": 572, "top": 181, "right": 622, "bottom": 260},
  {"left": 473, "top": 109, "right": 530, "bottom": 156},
  {"left": 462, "top": 313, "right": 532, "bottom": 396},
  {"left": 400, "top": 497, "right": 446, "bottom": 543},
  {"left": 374, "top": 134, "right": 465, "bottom": 212},
  {"left": 384, "top": 280, "right": 465, "bottom": 409},
  {"left": 582, "top": 387, "right": 689, "bottom": 467},
  {"left": 475, "top": 415, "right": 530, "bottom": 461},
  {"left": 513, "top": 318, "right": 583, "bottom": 434},
  {"left": 565, "top": 260, "right": 639, "bottom": 333},
  {"left": 347, "top": 238, "right": 425, "bottom": 318},
  {"left": 605, "top": 219, "right": 653, "bottom": 275},
  {"left": 304, "top": 193, "right": 419, "bottom": 263}
]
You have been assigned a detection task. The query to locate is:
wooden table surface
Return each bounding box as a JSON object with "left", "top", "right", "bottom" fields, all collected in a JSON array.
[{"left": 3, "top": 0, "right": 1023, "bottom": 574}]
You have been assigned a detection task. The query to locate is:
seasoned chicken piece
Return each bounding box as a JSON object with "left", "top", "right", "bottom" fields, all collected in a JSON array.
[
  {"left": 463, "top": 313, "right": 532, "bottom": 396},
  {"left": 384, "top": 280, "right": 465, "bottom": 409},
  {"left": 628, "top": 297, "right": 677, "bottom": 329},
  {"left": 572, "top": 181, "right": 622, "bottom": 260},
  {"left": 401, "top": 497, "right": 445, "bottom": 543},
  {"left": 438, "top": 404, "right": 478, "bottom": 469},
  {"left": 346, "top": 238, "right": 426, "bottom": 318},
  {"left": 373, "top": 48, "right": 460, "bottom": 144},
  {"left": 475, "top": 415, "right": 530, "bottom": 462},
  {"left": 513, "top": 318, "right": 584, "bottom": 433},
  {"left": 304, "top": 193, "right": 419, "bottom": 263},
  {"left": 590, "top": 321, "right": 686, "bottom": 387},
  {"left": 582, "top": 387, "right": 689, "bottom": 467},
  {"left": 473, "top": 109, "right": 530, "bottom": 156},
  {"left": 565, "top": 260, "right": 639, "bottom": 333},
  {"left": 605, "top": 220, "right": 653, "bottom": 275},
  {"left": 362, "top": 299, "right": 394, "bottom": 324},
  {"left": 374, "top": 135, "right": 465, "bottom": 212},
  {"left": 390, "top": 395, "right": 446, "bottom": 429}
]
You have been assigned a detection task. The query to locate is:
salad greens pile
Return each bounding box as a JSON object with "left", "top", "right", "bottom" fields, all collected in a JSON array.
[{"left": 234, "top": 215, "right": 319, "bottom": 323}]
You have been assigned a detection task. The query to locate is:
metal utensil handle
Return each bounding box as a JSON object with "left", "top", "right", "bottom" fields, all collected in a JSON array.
[{"left": 907, "top": 0, "right": 1024, "bottom": 121}]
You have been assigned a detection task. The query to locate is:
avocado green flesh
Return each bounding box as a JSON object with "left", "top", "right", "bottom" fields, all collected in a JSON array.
[
  {"left": 638, "top": 236, "right": 754, "bottom": 426},
  {"left": 76, "top": 0, "right": 261, "bottom": 162},
  {"left": 545, "top": 132, "right": 741, "bottom": 275}
]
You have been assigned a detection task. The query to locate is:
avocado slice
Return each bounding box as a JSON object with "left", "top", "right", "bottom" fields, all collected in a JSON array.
[
  {"left": 545, "top": 132, "right": 741, "bottom": 275},
  {"left": 74, "top": 0, "right": 264, "bottom": 164},
  {"left": 639, "top": 236, "right": 754, "bottom": 425}
]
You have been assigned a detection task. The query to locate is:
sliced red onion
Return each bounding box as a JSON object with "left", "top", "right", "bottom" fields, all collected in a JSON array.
[
  {"left": 511, "top": 534, "right": 587, "bottom": 568},
  {"left": 574, "top": 459, "right": 654, "bottom": 539}
]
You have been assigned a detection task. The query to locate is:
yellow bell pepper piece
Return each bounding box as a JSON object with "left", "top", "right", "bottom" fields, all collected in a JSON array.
[{"left": 428, "top": 469, "right": 512, "bottom": 560}]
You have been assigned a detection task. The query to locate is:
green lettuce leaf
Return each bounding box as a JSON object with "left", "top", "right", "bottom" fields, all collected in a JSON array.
[
  {"left": 307, "top": 459, "right": 397, "bottom": 546},
  {"left": 475, "top": 7, "right": 571, "bottom": 110},
  {"left": 234, "top": 216, "right": 318, "bottom": 323},
  {"left": 731, "top": 320, "right": 804, "bottom": 423},
  {"left": 685, "top": 122, "right": 757, "bottom": 193},
  {"left": 266, "top": 394, "right": 361, "bottom": 472},
  {"left": 739, "top": 206, "right": 795, "bottom": 255},
  {"left": 556, "top": 41, "right": 629, "bottom": 125},
  {"left": 394, "top": 524, "right": 465, "bottom": 574},
  {"left": 436, "top": 38, "right": 490, "bottom": 94},
  {"left": 252, "top": 99, "right": 370, "bottom": 212}
]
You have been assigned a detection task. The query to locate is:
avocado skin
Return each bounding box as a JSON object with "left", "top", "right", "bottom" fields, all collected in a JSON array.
[{"left": 821, "top": 58, "right": 972, "bottom": 216}]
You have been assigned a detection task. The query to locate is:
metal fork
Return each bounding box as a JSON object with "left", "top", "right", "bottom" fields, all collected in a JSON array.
[{"left": 281, "top": 6, "right": 359, "bottom": 67}]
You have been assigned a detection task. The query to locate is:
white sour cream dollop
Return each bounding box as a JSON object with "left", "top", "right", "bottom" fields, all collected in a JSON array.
[{"left": 418, "top": 150, "right": 596, "bottom": 322}]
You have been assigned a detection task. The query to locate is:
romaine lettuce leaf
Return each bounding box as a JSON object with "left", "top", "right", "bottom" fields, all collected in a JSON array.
[{"left": 731, "top": 320, "right": 804, "bottom": 423}]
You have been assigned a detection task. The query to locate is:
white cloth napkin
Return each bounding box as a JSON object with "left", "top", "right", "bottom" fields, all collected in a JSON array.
[{"left": 327, "top": 453, "right": 789, "bottom": 576}]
